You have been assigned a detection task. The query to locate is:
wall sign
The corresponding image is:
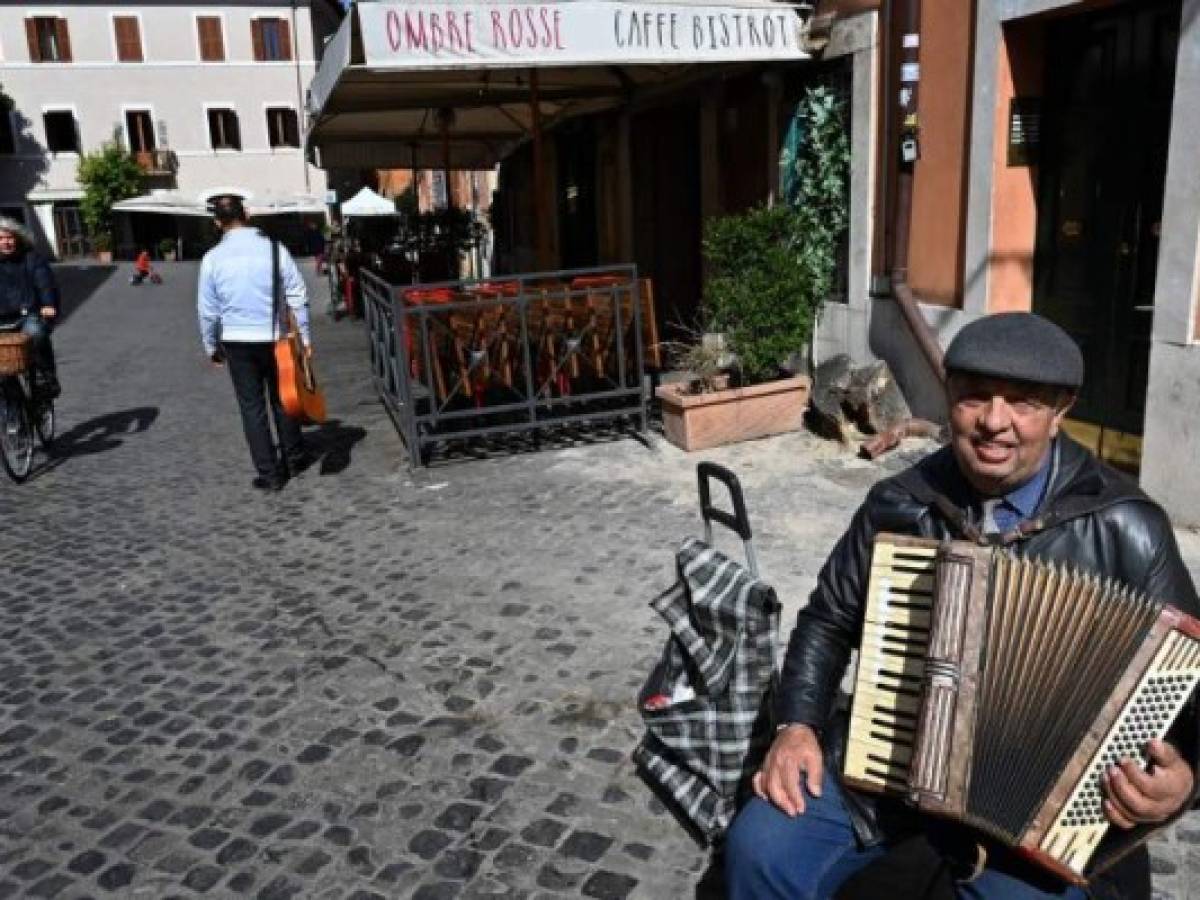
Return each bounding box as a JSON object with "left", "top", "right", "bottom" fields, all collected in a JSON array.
[
  {"left": 359, "top": 1, "right": 811, "bottom": 68},
  {"left": 1008, "top": 97, "right": 1041, "bottom": 167}
]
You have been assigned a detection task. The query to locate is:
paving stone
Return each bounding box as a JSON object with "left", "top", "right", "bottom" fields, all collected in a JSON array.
[
  {"left": 97, "top": 863, "right": 136, "bottom": 890},
  {"left": 294, "top": 850, "right": 331, "bottom": 876},
  {"left": 27, "top": 874, "right": 74, "bottom": 898},
  {"left": 248, "top": 813, "right": 291, "bottom": 837},
  {"left": 216, "top": 838, "right": 258, "bottom": 866},
  {"left": 409, "top": 829, "right": 453, "bottom": 860},
  {"left": 183, "top": 865, "right": 225, "bottom": 892},
  {"left": 435, "top": 803, "right": 483, "bottom": 832},
  {"left": 256, "top": 875, "right": 302, "bottom": 899},
  {"left": 67, "top": 850, "right": 106, "bottom": 875},
  {"left": 189, "top": 827, "right": 229, "bottom": 850},
  {"left": 581, "top": 871, "right": 639, "bottom": 899},
  {"left": 433, "top": 848, "right": 484, "bottom": 880},
  {"left": 11, "top": 860, "right": 53, "bottom": 881},
  {"left": 520, "top": 819, "right": 567, "bottom": 848},
  {"left": 559, "top": 830, "right": 613, "bottom": 863}
]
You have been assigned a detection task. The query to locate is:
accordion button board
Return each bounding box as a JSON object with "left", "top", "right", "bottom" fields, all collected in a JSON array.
[{"left": 844, "top": 533, "right": 1200, "bottom": 884}]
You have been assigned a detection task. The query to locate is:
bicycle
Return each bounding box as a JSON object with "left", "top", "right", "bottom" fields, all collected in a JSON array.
[{"left": 0, "top": 320, "right": 55, "bottom": 482}]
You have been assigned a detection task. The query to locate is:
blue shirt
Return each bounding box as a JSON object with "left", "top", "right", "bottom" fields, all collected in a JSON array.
[
  {"left": 979, "top": 452, "right": 1052, "bottom": 533},
  {"left": 197, "top": 227, "right": 310, "bottom": 355}
]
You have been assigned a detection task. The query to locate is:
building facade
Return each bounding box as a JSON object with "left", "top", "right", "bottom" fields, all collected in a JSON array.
[
  {"left": 0, "top": 0, "right": 342, "bottom": 258},
  {"left": 809, "top": 0, "right": 1200, "bottom": 528}
]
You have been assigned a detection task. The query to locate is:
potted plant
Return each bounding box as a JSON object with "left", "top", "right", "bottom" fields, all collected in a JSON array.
[
  {"left": 91, "top": 230, "right": 114, "bottom": 264},
  {"left": 158, "top": 237, "right": 177, "bottom": 261},
  {"left": 656, "top": 85, "right": 849, "bottom": 452}
]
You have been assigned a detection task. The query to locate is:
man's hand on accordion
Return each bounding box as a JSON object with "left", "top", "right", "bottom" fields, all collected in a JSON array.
[
  {"left": 1102, "top": 739, "right": 1195, "bottom": 829},
  {"left": 752, "top": 724, "right": 823, "bottom": 817}
]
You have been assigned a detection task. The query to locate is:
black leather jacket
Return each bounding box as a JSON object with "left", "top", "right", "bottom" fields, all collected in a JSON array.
[{"left": 777, "top": 435, "right": 1200, "bottom": 899}]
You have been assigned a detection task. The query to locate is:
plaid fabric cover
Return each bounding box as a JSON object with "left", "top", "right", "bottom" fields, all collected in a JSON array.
[{"left": 634, "top": 536, "right": 781, "bottom": 842}]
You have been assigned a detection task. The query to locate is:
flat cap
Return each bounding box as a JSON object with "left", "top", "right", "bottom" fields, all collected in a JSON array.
[{"left": 943, "top": 312, "right": 1083, "bottom": 389}]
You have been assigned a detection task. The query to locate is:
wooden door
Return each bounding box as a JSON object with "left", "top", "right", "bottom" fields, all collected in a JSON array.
[{"left": 1033, "top": 0, "right": 1180, "bottom": 433}]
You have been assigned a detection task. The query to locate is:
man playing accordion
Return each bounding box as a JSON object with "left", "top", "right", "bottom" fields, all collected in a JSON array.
[{"left": 726, "top": 313, "right": 1199, "bottom": 900}]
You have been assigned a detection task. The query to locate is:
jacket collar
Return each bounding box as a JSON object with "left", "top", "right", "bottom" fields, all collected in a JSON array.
[{"left": 896, "top": 434, "right": 1140, "bottom": 544}]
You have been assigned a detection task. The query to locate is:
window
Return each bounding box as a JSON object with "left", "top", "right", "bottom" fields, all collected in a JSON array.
[
  {"left": 207, "top": 108, "right": 241, "bottom": 150},
  {"left": 43, "top": 110, "right": 79, "bottom": 153},
  {"left": 25, "top": 17, "right": 72, "bottom": 63},
  {"left": 266, "top": 107, "right": 299, "bottom": 149},
  {"left": 125, "top": 110, "right": 155, "bottom": 153},
  {"left": 0, "top": 111, "right": 14, "bottom": 155},
  {"left": 251, "top": 18, "right": 291, "bottom": 62},
  {"left": 113, "top": 16, "right": 143, "bottom": 63},
  {"left": 197, "top": 16, "right": 225, "bottom": 62}
]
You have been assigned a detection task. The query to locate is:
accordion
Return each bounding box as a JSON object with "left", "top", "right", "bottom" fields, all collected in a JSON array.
[{"left": 844, "top": 534, "right": 1200, "bottom": 884}]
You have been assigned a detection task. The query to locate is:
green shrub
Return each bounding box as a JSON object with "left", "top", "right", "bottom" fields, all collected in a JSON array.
[
  {"left": 77, "top": 140, "right": 143, "bottom": 244},
  {"left": 702, "top": 204, "right": 818, "bottom": 383}
]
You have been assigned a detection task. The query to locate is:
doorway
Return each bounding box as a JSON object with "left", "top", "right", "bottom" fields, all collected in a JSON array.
[
  {"left": 53, "top": 203, "right": 87, "bottom": 258},
  {"left": 1032, "top": 0, "right": 1180, "bottom": 435}
]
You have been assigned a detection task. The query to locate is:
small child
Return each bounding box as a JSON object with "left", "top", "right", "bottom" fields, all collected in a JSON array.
[{"left": 130, "top": 249, "right": 156, "bottom": 285}]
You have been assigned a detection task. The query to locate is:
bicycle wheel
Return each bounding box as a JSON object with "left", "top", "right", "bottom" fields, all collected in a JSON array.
[
  {"left": 0, "top": 383, "right": 34, "bottom": 482},
  {"left": 24, "top": 373, "right": 54, "bottom": 448}
]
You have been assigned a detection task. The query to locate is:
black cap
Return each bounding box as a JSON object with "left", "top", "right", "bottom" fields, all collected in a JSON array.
[{"left": 943, "top": 312, "right": 1084, "bottom": 390}]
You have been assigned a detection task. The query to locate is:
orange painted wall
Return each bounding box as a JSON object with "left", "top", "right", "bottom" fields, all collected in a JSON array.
[
  {"left": 907, "top": 0, "right": 974, "bottom": 307},
  {"left": 985, "top": 20, "right": 1044, "bottom": 313}
]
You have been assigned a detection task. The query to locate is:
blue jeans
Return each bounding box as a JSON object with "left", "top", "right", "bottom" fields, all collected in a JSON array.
[{"left": 725, "top": 776, "right": 1088, "bottom": 900}]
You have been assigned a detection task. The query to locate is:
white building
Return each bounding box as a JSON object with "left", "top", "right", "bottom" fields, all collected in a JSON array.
[{"left": 0, "top": 0, "right": 343, "bottom": 258}]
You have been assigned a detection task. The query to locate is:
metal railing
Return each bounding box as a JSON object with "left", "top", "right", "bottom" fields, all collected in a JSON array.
[{"left": 362, "top": 265, "right": 650, "bottom": 466}]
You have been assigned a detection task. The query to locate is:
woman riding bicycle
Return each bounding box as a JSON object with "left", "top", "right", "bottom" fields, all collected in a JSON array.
[{"left": 0, "top": 217, "right": 60, "bottom": 399}]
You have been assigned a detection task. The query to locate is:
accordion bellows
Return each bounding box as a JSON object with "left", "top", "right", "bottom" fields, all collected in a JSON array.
[{"left": 845, "top": 534, "right": 1200, "bottom": 884}]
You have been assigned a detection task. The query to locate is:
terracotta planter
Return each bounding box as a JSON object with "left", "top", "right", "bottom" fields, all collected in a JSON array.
[
  {"left": 656, "top": 375, "right": 811, "bottom": 452},
  {"left": 95, "top": 250, "right": 113, "bottom": 263}
]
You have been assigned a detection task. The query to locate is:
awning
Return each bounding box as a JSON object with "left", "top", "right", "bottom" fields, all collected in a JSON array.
[
  {"left": 307, "top": 0, "right": 813, "bottom": 170},
  {"left": 340, "top": 186, "right": 399, "bottom": 217},
  {"left": 113, "top": 190, "right": 326, "bottom": 217}
]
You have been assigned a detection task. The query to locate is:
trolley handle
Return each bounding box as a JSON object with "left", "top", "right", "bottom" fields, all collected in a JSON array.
[{"left": 697, "top": 462, "right": 759, "bottom": 577}]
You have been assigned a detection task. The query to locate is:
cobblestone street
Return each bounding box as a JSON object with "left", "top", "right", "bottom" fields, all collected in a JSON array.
[{"left": 3, "top": 262, "right": 1200, "bottom": 899}]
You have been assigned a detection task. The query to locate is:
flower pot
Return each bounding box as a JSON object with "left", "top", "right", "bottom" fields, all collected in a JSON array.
[
  {"left": 95, "top": 250, "right": 113, "bottom": 263},
  {"left": 656, "top": 375, "right": 811, "bottom": 452}
]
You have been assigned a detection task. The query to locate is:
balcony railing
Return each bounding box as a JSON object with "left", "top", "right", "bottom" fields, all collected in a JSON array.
[{"left": 133, "top": 149, "right": 177, "bottom": 176}]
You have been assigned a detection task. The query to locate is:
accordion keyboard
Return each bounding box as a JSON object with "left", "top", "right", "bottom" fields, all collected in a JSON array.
[{"left": 845, "top": 541, "right": 938, "bottom": 793}]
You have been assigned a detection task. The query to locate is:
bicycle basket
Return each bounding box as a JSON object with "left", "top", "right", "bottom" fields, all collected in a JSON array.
[{"left": 0, "top": 333, "right": 30, "bottom": 376}]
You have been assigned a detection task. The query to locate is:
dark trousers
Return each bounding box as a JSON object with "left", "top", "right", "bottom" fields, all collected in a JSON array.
[{"left": 222, "top": 341, "right": 304, "bottom": 478}]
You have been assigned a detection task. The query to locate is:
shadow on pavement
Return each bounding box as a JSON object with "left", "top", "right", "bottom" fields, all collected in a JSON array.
[
  {"left": 421, "top": 420, "right": 648, "bottom": 468},
  {"left": 36, "top": 406, "right": 159, "bottom": 476},
  {"left": 306, "top": 418, "right": 367, "bottom": 475},
  {"left": 52, "top": 264, "right": 119, "bottom": 324}
]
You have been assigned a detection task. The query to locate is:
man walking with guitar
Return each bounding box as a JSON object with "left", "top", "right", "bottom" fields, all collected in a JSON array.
[{"left": 197, "top": 195, "right": 312, "bottom": 492}]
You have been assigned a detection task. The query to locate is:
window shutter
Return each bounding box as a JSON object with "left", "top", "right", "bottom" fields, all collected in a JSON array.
[
  {"left": 198, "top": 17, "right": 224, "bottom": 62},
  {"left": 278, "top": 19, "right": 292, "bottom": 61},
  {"left": 230, "top": 112, "right": 241, "bottom": 150},
  {"left": 25, "top": 19, "right": 41, "bottom": 62},
  {"left": 251, "top": 20, "right": 265, "bottom": 62},
  {"left": 55, "top": 19, "right": 72, "bottom": 62},
  {"left": 285, "top": 110, "right": 299, "bottom": 147},
  {"left": 114, "top": 17, "right": 142, "bottom": 62}
]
